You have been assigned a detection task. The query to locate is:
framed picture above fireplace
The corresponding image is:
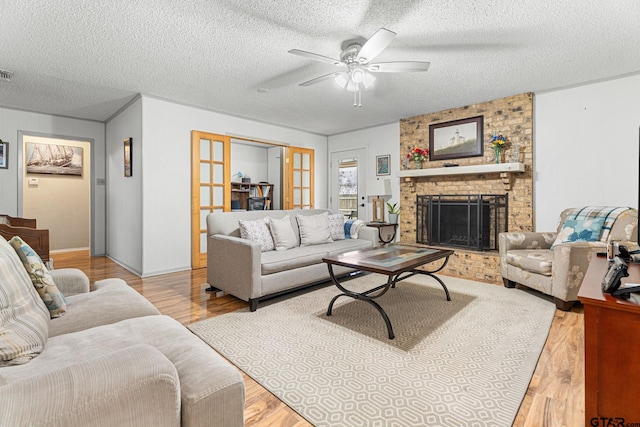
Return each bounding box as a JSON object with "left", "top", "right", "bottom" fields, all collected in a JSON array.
[{"left": 429, "top": 115, "right": 483, "bottom": 161}]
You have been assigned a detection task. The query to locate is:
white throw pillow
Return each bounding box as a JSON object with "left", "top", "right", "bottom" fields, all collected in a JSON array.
[
  {"left": 296, "top": 212, "right": 333, "bottom": 246},
  {"left": 267, "top": 215, "right": 298, "bottom": 251},
  {"left": 328, "top": 213, "right": 345, "bottom": 240},
  {"left": 238, "top": 218, "right": 275, "bottom": 252}
]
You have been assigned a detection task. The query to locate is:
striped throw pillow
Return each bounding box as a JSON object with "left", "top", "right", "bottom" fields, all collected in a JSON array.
[{"left": 0, "top": 237, "right": 50, "bottom": 365}]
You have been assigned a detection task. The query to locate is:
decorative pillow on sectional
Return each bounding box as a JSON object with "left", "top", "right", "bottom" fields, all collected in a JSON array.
[
  {"left": 0, "top": 237, "right": 50, "bottom": 365},
  {"left": 344, "top": 219, "right": 365, "bottom": 239},
  {"left": 267, "top": 215, "right": 298, "bottom": 251},
  {"left": 238, "top": 218, "right": 275, "bottom": 252},
  {"left": 9, "top": 236, "right": 67, "bottom": 318},
  {"left": 328, "top": 213, "right": 345, "bottom": 240},
  {"left": 551, "top": 217, "right": 607, "bottom": 248},
  {"left": 296, "top": 212, "right": 333, "bottom": 246}
]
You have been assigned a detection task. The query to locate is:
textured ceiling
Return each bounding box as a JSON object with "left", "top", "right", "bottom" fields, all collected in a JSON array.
[{"left": 1, "top": 0, "right": 639, "bottom": 135}]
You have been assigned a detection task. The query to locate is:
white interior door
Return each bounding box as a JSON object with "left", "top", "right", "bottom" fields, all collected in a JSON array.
[{"left": 330, "top": 149, "right": 367, "bottom": 220}]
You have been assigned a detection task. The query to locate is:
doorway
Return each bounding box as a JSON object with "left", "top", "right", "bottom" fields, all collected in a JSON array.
[
  {"left": 330, "top": 149, "right": 367, "bottom": 220},
  {"left": 18, "top": 133, "right": 92, "bottom": 252}
]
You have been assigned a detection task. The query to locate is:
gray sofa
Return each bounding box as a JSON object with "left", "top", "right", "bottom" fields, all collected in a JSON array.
[
  {"left": 206, "top": 209, "right": 378, "bottom": 311},
  {"left": 0, "top": 236, "right": 245, "bottom": 427}
]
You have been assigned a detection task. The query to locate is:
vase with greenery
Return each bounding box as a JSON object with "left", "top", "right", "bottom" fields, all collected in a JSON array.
[{"left": 386, "top": 202, "right": 400, "bottom": 224}]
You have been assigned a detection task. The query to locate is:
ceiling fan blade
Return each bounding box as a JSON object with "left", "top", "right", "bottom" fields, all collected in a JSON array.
[
  {"left": 356, "top": 28, "right": 396, "bottom": 63},
  {"left": 288, "top": 49, "right": 344, "bottom": 67},
  {"left": 367, "top": 61, "right": 430, "bottom": 73},
  {"left": 299, "top": 72, "right": 340, "bottom": 87}
]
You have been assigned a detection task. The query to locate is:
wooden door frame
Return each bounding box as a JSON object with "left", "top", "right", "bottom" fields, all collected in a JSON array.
[
  {"left": 191, "top": 131, "right": 230, "bottom": 269},
  {"left": 284, "top": 146, "right": 315, "bottom": 210}
]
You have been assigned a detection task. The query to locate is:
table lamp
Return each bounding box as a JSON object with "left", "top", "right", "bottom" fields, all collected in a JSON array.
[{"left": 369, "top": 178, "right": 391, "bottom": 222}]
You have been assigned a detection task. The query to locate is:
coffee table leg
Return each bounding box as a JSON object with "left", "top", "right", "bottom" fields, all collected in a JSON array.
[{"left": 326, "top": 264, "right": 396, "bottom": 339}]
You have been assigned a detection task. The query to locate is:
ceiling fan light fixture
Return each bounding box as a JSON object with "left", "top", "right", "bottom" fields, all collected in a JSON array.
[
  {"left": 361, "top": 71, "right": 375, "bottom": 88},
  {"left": 345, "top": 79, "right": 359, "bottom": 92},
  {"left": 334, "top": 72, "right": 350, "bottom": 89},
  {"left": 350, "top": 68, "right": 366, "bottom": 84}
]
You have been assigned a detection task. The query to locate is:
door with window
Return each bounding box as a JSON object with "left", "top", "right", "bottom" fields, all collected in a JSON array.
[
  {"left": 191, "top": 131, "right": 230, "bottom": 269},
  {"left": 284, "top": 147, "right": 314, "bottom": 209},
  {"left": 330, "top": 149, "right": 367, "bottom": 220}
]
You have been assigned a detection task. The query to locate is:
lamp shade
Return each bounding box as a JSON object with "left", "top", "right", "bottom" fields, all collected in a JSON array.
[{"left": 369, "top": 178, "right": 391, "bottom": 197}]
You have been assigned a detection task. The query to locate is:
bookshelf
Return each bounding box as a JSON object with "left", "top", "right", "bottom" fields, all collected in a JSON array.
[{"left": 230, "top": 182, "right": 274, "bottom": 210}]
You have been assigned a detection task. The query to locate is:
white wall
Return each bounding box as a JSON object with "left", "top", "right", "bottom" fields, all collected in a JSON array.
[
  {"left": 105, "top": 98, "right": 143, "bottom": 274},
  {"left": 327, "top": 122, "right": 401, "bottom": 222},
  {"left": 534, "top": 74, "right": 640, "bottom": 231},
  {"left": 0, "top": 107, "right": 106, "bottom": 254},
  {"left": 125, "top": 95, "right": 327, "bottom": 276},
  {"left": 231, "top": 143, "right": 269, "bottom": 182}
]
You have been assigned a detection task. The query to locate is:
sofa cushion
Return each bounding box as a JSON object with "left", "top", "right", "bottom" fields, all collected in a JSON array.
[
  {"left": 261, "top": 245, "right": 329, "bottom": 275},
  {"left": 296, "top": 212, "right": 333, "bottom": 246},
  {"left": 328, "top": 213, "right": 345, "bottom": 240},
  {"left": 267, "top": 215, "right": 298, "bottom": 251},
  {"left": 9, "top": 236, "right": 67, "bottom": 318},
  {"left": 48, "top": 278, "right": 161, "bottom": 338},
  {"left": 0, "top": 237, "right": 50, "bottom": 365},
  {"left": 506, "top": 249, "right": 553, "bottom": 276},
  {"left": 238, "top": 218, "right": 274, "bottom": 252},
  {"left": 324, "top": 238, "right": 373, "bottom": 256}
]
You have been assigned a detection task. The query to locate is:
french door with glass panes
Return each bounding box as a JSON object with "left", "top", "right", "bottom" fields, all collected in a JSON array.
[
  {"left": 191, "top": 131, "right": 230, "bottom": 269},
  {"left": 284, "top": 147, "right": 314, "bottom": 209}
]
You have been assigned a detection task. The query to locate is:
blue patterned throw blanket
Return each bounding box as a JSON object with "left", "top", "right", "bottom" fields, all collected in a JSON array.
[{"left": 565, "top": 206, "right": 632, "bottom": 242}]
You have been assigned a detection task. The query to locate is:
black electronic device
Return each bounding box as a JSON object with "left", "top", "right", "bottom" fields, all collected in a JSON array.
[
  {"left": 602, "top": 256, "right": 629, "bottom": 293},
  {"left": 602, "top": 256, "right": 640, "bottom": 299}
]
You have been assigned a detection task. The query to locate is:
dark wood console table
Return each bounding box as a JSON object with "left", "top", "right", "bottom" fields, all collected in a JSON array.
[
  {"left": 578, "top": 254, "right": 640, "bottom": 423},
  {"left": 365, "top": 222, "right": 398, "bottom": 245}
]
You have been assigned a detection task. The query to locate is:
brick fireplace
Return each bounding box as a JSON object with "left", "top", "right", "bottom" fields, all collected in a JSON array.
[{"left": 399, "top": 93, "right": 534, "bottom": 284}]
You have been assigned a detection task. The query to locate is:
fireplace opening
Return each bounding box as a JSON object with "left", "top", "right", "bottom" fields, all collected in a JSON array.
[{"left": 416, "top": 194, "right": 508, "bottom": 251}]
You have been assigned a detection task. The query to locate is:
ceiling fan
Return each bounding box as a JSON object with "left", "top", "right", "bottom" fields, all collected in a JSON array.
[{"left": 289, "top": 28, "right": 430, "bottom": 107}]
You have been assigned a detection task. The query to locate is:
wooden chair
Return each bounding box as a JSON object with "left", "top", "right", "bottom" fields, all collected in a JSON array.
[
  {"left": 0, "top": 214, "right": 37, "bottom": 228},
  {"left": 0, "top": 222, "right": 50, "bottom": 264}
]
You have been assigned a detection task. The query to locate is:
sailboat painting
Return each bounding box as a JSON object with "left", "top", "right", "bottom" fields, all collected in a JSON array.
[{"left": 26, "top": 142, "right": 83, "bottom": 176}]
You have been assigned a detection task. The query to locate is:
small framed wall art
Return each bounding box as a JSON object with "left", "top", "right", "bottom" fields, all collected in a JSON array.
[
  {"left": 124, "top": 137, "right": 132, "bottom": 177},
  {"left": 0, "top": 140, "right": 8, "bottom": 169},
  {"left": 376, "top": 154, "right": 390, "bottom": 176},
  {"left": 429, "top": 115, "right": 484, "bottom": 161}
]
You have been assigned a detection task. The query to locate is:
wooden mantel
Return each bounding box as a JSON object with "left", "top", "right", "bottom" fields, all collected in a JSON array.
[{"left": 399, "top": 162, "right": 525, "bottom": 191}]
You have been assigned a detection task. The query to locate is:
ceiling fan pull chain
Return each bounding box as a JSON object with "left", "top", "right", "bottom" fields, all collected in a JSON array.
[
  {"left": 353, "top": 90, "right": 357, "bottom": 107},
  {"left": 358, "top": 88, "right": 362, "bottom": 107}
]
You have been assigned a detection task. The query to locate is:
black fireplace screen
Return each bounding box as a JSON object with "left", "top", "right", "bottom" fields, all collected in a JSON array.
[{"left": 416, "top": 194, "right": 508, "bottom": 251}]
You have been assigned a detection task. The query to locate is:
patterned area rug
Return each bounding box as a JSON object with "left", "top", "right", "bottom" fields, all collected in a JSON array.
[{"left": 189, "top": 274, "right": 555, "bottom": 427}]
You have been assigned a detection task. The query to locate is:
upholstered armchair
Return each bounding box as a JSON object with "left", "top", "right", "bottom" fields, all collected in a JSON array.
[{"left": 499, "top": 207, "right": 638, "bottom": 310}]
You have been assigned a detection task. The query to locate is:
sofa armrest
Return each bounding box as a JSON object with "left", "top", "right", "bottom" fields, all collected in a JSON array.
[
  {"left": 0, "top": 345, "right": 181, "bottom": 427},
  {"left": 49, "top": 268, "right": 90, "bottom": 296},
  {"left": 207, "top": 234, "right": 261, "bottom": 301},
  {"left": 551, "top": 241, "right": 604, "bottom": 302},
  {"left": 356, "top": 226, "right": 379, "bottom": 247},
  {"left": 499, "top": 231, "right": 558, "bottom": 252}
]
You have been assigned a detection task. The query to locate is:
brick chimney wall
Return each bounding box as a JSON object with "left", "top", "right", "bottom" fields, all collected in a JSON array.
[{"left": 399, "top": 93, "right": 534, "bottom": 284}]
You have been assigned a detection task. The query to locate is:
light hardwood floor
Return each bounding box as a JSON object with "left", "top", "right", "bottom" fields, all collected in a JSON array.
[{"left": 54, "top": 250, "right": 585, "bottom": 427}]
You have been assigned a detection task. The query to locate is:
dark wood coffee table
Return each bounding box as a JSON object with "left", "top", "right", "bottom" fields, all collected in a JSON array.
[{"left": 322, "top": 244, "right": 454, "bottom": 339}]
